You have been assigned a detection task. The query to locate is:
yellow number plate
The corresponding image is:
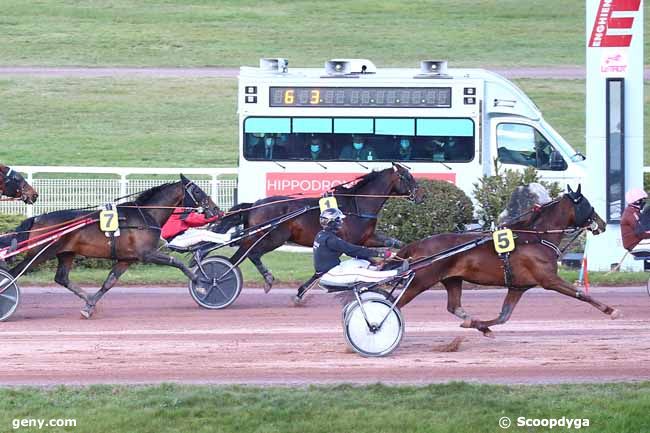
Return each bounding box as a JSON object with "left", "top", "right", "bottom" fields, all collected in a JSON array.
[
  {"left": 319, "top": 196, "right": 339, "bottom": 212},
  {"left": 492, "top": 228, "right": 515, "bottom": 254},
  {"left": 99, "top": 210, "right": 119, "bottom": 232}
]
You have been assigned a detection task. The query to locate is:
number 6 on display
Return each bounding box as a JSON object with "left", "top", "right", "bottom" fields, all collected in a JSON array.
[{"left": 492, "top": 228, "right": 515, "bottom": 254}]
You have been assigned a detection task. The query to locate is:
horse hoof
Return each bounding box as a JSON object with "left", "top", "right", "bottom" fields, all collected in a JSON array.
[
  {"left": 610, "top": 309, "right": 622, "bottom": 320},
  {"left": 291, "top": 296, "right": 304, "bottom": 307},
  {"left": 460, "top": 319, "right": 472, "bottom": 328},
  {"left": 263, "top": 274, "right": 274, "bottom": 294},
  {"left": 482, "top": 329, "right": 495, "bottom": 338},
  {"left": 80, "top": 309, "right": 93, "bottom": 319}
]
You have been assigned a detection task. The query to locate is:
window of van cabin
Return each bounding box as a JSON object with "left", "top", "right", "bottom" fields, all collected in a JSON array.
[
  {"left": 496, "top": 123, "right": 567, "bottom": 170},
  {"left": 243, "top": 117, "right": 475, "bottom": 162}
]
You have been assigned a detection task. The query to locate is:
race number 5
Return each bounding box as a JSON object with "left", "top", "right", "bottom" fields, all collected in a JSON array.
[
  {"left": 319, "top": 196, "right": 339, "bottom": 212},
  {"left": 99, "top": 210, "right": 119, "bottom": 232},
  {"left": 492, "top": 228, "right": 515, "bottom": 254}
]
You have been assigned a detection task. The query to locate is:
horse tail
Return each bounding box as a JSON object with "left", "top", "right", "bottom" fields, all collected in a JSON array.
[
  {"left": 212, "top": 202, "right": 253, "bottom": 233},
  {"left": 0, "top": 216, "right": 35, "bottom": 249}
]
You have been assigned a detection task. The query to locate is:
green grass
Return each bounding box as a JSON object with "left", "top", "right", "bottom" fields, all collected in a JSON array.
[
  {"left": 2, "top": 77, "right": 649, "bottom": 167},
  {"left": 0, "top": 77, "right": 238, "bottom": 167},
  {"left": 2, "top": 0, "right": 640, "bottom": 68},
  {"left": 19, "top": 249, "right": 315, "bottom": 286},
  {"left": 16, "top": 248, "right": 648, "bottom": 286},
  {"left": 0, "top": 383, "right": 649, "bottom": 433}
]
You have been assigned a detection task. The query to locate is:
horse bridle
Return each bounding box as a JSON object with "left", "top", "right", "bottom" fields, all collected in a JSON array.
[
  {"left": 569, "top": 193, "right": 598, "bottom": 231},
  {"left": 395, "top": 169, "right": 420, "bottom": 202},
  {"left": 1, "top": 166, "right": 24, "bottom": 198}
]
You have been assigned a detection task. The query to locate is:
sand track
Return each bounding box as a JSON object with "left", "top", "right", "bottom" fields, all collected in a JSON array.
[{"left": 1, "top": 286, "right": 649, "bottom": 385}]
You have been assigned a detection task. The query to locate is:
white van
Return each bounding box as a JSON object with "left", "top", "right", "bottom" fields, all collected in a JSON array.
[{"left": 236, "top": 58, "right": 585, "bottom": 202}]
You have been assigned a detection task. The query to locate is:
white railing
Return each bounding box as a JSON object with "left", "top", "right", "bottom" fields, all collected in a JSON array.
[{"left": 1, "top": 166, "right": 238, "bottom": 217}]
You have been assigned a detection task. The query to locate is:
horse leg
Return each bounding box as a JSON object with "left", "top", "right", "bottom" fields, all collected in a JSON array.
[
  {"left": 81, "top": 261, "right": 131, "bottom": 319},
  {"left": 462, "top": 288, "right": 527, "bottom": 337},
  {"left": 248, "top": 252, "right": 274, "bottom": 293},
  {"left": 293, "top": 272, "right": 322, "bottom": 305},
  {"left": 142, "top": 251, "right": 196, "bottom": 281},
  {"left": 441, "top": 277, "right": 472, "bottom": 321},
  {"left": 54, "top": 252, "right": 90, "bottom": 302},
  {"left": 536, "top": 274, "right": 620, "bottom": 318}
]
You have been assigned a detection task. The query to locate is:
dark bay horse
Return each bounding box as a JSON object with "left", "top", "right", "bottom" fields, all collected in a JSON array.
[
  {"left": 0, "top": 164, "right": 38, "bottom": 204},
  {"left": 213, "top": 163, "right": 424, "bottom": 292},
  {"left": 395, "top": 185, "right": 616, "bottom": 337},
  {"left": 7, "top": 175, "right": 218, "bottom": 318}
]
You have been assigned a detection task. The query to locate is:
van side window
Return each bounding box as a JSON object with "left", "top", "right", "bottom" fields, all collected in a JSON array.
[{"left": 496, "top": 123, "right": 567, "bottom": 171}]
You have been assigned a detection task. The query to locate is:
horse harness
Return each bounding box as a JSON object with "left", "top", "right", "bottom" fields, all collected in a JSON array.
[{"left": 105, "top": 181, "right": 203, "bottom": 260}]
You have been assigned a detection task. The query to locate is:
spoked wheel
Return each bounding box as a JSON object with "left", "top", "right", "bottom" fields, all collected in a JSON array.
[
  {"left": 343, "top": 299, "right": 404, "bottom": 357},
  {"left": 342, "top": 288, "right": 393, "bottom": 321},
  {"left": 189, "top": 256, "right": 243, "bottom": 309},
  {"left": 646, "top": 276, "right": 650, "bottom": 297},
  {"left": 0, "top": 269, "right": 20, "bottom": 322}
]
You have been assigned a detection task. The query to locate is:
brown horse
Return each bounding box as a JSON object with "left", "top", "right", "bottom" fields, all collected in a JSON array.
[
  {"left": 7, "top": 175, "right": 218, "bottom": 318},
  {"left": 394, "top": 185, "right": 616, "bottom": 337},
  {"left": 213, "top": 163, "right": 424, "bottom": 293},
  {"left": 0, "top": 164, "right": 38, "bottom": 204}
]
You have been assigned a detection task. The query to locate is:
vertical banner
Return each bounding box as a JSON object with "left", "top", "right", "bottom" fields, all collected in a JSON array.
[{"left": 585, "top": 0, "right": 643, "bottom": 270}]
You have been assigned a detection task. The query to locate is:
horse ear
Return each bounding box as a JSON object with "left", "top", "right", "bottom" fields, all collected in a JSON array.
[
  {"left": 180, "top": 173, "right": 190, "bottom": 183},
  {"left": 391, "top": 162, "right": 398, "bottom": 172},
  {"left": 567, "top": 184, "right": 573, "bottom": 194},
  {"left": 577, "top": 184, "right": 582, "bottom": 195}
]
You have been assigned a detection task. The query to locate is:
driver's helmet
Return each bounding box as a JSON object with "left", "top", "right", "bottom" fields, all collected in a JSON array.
[
  {"left": 320, "top": 208, "right": 346, "bottom": 229},
  {"left": 626, "top": 188, "right": 647, "bottom": 205}
]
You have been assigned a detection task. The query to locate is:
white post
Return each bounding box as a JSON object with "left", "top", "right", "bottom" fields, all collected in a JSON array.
[{"left": 585, "top": 0, "right": 644, "bottom": 271}]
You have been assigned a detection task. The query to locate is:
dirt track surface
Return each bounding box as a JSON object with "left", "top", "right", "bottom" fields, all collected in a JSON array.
[
  {"left": 1, "top": 66, "right": 649, "bottom": 80},
  {"left": 1, "top": 286, "right": 649, "bottom": 386}
]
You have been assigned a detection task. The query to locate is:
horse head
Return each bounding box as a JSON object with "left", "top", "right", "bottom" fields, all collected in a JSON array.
[
  {"left": 180, "top": 174, "right": 221, "bottom": 218},
  {"left": 391, "top": 162, "right": 425, "bottom": 204},
  {"left": 0, "top": 165, "right": 38, "bottom": 204},
  {"left": 565, "top": 184, "right": 606, "bottom": 235}
]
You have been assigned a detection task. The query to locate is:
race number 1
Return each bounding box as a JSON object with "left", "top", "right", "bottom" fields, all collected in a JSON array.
[
  {"left": 99, "top": 209, "right": 119, "bottom": 232},
  {"left": 319, "top": 196, "right": 339, "bottom": 212},
  {"left": 492, "top": 228, "right": 515, "bottom": 254}
]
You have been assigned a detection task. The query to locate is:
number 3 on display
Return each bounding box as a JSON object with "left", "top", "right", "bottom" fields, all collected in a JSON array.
[{"left": 492, "top": 228, "right": 515, "bottom": 254}]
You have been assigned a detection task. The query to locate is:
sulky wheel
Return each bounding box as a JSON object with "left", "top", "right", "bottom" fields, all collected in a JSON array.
[
  {"left": 342, "top": 288, "right": 393, "bottom": 322},
  {"left": 189, "top": 256, "right": 243, "bottom": 309},
  {"left": 0, "top": 269, "right": 20, "bottom": 322},
  {"left": 343, "top": 298, "right": 404, "bottom": 357}
]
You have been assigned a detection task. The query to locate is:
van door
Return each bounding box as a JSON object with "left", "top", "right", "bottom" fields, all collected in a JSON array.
[{"left": 490, "top": 118, "right": 570, "bottom": 183}]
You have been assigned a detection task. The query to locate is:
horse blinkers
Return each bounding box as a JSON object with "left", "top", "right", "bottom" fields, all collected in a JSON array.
[
  {"left": 393, "top": 164, "right": 423, "bottom": 203},
  {"left": 181, "top": 178, "right": 219, "bottom": 218},
  {"left": 1, "top": 167, "right": 35, "bottom": 203}
]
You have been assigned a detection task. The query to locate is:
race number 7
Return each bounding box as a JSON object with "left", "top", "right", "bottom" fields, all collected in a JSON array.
[
  {"left": 99, "top": 210, "right": 119, "bottom": 232},
  {"left": 492, "top": 228, "right": 515, "bottom": 254}
]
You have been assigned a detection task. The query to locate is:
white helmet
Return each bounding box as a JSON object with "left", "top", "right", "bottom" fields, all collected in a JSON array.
[
  {"left": 626, "top": 188, "right": 647, "bottom": 204},
  {"left": 320, "top": 208, "right": 345, "bottom": 229}
]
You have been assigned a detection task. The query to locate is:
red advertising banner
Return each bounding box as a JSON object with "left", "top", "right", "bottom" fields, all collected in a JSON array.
[
  {"left": 588, "top": 0, "right": 641, "bottom": 47},
  {"left": 266, "top": 172, "right": 456, "bottom": 196}
]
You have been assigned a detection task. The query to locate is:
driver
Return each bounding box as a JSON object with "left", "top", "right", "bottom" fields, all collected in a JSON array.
[
  {"left": 314, "top": 208, "right": 404, "bottom": 286},
  {"left": 621, "top": 188, "right": 650, "bottom": 256},
  {"left": 162, "top": 207, "right": 229, "bottom": 249}
]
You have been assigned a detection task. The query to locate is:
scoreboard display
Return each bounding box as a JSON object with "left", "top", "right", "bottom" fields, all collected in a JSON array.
[{"left": 269, "top": 87, "right": 452, "bottom": 108}]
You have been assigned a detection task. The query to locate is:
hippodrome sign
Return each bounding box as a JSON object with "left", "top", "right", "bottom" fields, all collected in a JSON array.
[{"left": 265, "top": 172, "right": 456, "bottom": 196}]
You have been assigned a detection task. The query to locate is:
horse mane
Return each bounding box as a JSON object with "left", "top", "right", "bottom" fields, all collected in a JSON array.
[
  {"left": 504, "top": 195, "right": 564, "bottom": 229},
  {"left": 134, "top": 182, "right": 176, "bottom": 205},
  {"left": 331, "top": 169, "right": 388, "bottom": 194}
]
